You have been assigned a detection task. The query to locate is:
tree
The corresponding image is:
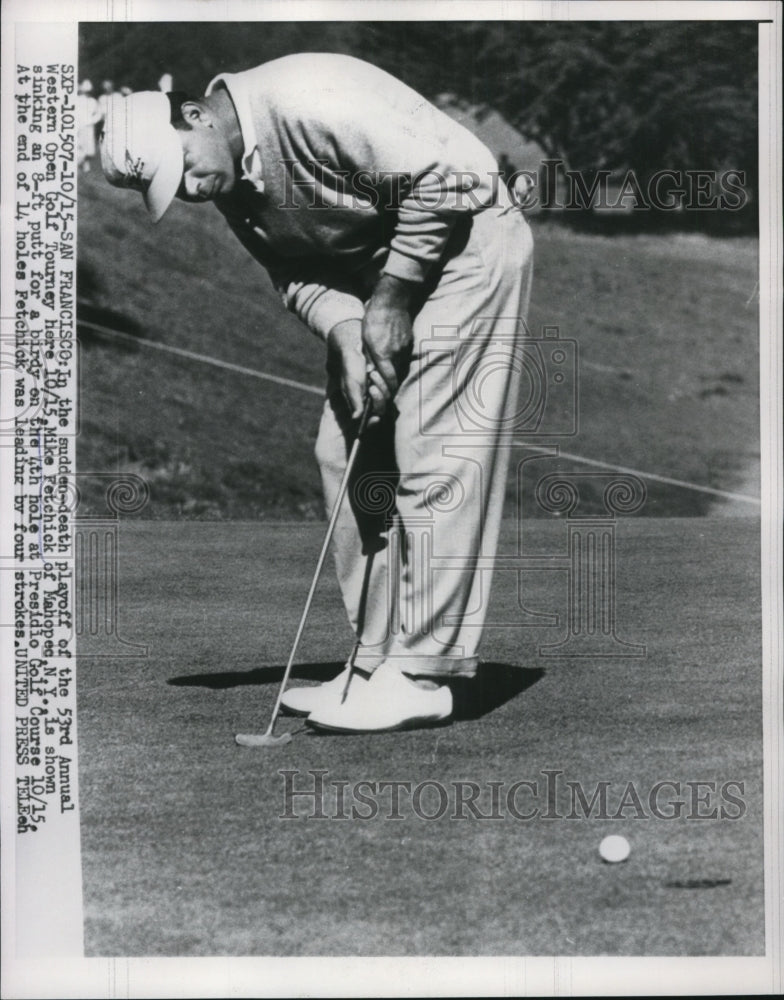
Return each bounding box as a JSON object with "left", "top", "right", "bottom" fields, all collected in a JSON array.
[
  {"left": 80, "top": 20, "right": 758, "bottom": 228},
  {"left": 474, "top": 22, "right": 758, "bottom": 207}
]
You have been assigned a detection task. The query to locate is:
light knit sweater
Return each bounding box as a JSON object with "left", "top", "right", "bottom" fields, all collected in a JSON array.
[{"left": 207, "top": 53, "right": 500, "bottom": 339}]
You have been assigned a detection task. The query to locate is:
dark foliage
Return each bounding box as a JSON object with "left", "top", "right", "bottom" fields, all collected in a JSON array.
[{"left": 80, "top": 20, "right": 758, "bottom": 231}]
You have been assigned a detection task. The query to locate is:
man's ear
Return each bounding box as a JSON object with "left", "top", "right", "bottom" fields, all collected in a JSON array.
[{"left": 181, "top": 100, "right": 213, "bottom": 128}]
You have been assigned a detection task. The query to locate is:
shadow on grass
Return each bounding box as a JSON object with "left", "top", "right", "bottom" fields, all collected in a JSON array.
[
  {"left": 167, "top": 660, "right": 544, "bottom": 720},
  {"left": 451, "top": 663, "right": 544, "bottom": 720},
  {"left": 168, "top": 661, "right": 346, "bottom": 689}
]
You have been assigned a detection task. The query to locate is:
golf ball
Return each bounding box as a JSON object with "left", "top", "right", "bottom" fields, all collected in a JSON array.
[{"left": 599, "top": 834, "right": 631, "bottom": 863}]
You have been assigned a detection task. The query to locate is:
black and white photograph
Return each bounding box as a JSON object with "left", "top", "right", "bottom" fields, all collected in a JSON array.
[{"left": 1, "top": 1, "right": 782, "bottom": 996}]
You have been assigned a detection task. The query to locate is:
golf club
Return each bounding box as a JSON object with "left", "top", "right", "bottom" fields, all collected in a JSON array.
[{"left": 236, "top": 394, "right": 373, "bottom": 748}]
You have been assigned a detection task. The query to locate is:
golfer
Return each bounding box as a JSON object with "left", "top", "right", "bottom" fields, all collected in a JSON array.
[{"left": 101, "top": 53, "right": 533, "bottom": 733}]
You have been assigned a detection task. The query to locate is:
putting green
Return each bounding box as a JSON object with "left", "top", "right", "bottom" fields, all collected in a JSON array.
[{"left": 78, "top": 517, "right": 763, "bottom": 955}]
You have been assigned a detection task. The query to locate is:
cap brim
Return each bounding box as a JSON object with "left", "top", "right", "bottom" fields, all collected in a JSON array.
[{"left": 143, "top": 125, "right": 184, "bottom": 223}]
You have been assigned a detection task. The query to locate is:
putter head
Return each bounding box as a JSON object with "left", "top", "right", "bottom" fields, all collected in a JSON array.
[{"left": 235, "top": 731, "right": 293, "bottom": 748}]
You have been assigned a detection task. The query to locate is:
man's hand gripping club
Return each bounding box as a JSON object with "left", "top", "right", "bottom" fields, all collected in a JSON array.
[{"left": 326, "top": 273, "right": 415, "bottom": 424}]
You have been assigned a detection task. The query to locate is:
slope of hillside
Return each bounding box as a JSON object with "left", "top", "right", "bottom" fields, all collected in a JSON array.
[{"left": 77, "top": 167, "right": 759, "bottom": 519}]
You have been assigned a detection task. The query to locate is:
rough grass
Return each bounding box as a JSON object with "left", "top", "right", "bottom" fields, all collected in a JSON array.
[{"left": 77, "top": 168, "right": 759, "bottom": 519}]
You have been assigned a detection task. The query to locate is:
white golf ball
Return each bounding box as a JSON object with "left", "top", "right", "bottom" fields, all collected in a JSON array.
[{"left": 599, "top": 834, "right": 631, "bottom": 863}]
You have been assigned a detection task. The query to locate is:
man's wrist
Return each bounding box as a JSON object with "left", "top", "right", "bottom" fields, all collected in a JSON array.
[
  {"left": 371, "top": 272, "right": 416, "bottom": 310},
  {"left": 327, "top": 317, "right": 363, "bottom": 347}
]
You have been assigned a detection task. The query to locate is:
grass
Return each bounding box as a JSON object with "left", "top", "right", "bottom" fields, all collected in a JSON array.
[
  {"left": 77, "top": 518, "right": 763, "bottom": 956},
  {"left": 76, "top": 168, "right": 760, "bottom": 520}
]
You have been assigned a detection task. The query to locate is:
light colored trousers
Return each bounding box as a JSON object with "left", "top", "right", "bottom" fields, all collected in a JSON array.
[{"left": 315, "top": 202, "right": 534, "bottom": 678}]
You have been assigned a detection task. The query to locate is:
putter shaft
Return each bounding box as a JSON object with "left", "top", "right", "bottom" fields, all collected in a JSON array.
[{"left": 260, "top": 397, "right": 373, "bottom": 740}]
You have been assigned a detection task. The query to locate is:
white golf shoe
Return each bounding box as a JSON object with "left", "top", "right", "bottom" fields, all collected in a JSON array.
[
  {"left": 280, "top": 664, "right": 368, "bottom": 717},
  {"left": 306, "top": 662, "right": 453, "bottom": 733}
]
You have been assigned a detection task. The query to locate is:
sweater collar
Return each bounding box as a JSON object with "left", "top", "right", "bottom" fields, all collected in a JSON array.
[{"left": 205, "top": 71, "right": 264, "bottom": 193}]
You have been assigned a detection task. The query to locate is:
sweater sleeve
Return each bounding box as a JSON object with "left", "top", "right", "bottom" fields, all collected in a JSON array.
[{"left": 224, "top": 216, "right": 366, "bottom": 341}]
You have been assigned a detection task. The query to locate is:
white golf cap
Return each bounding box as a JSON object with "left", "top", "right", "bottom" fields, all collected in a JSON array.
[{"left": 100, "top": 91, "right": 183, "bottom": 223}]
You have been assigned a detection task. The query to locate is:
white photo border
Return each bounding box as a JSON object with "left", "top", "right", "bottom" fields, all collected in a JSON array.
[{"left": 1, "top": 1, "right": 781, "bottom": 997}]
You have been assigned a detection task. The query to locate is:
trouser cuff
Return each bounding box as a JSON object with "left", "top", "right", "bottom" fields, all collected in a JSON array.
[{"left": 363, "top": 653, "right": 479, "bottom": 679}]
